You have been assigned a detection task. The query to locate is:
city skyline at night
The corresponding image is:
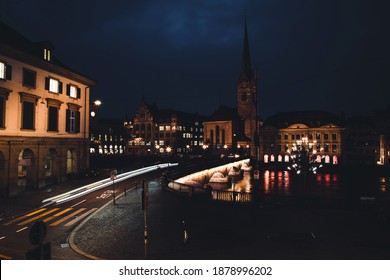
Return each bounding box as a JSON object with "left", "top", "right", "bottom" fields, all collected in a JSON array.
[{"left": 1, "top": 0, "right": 389, "bottom": 119}]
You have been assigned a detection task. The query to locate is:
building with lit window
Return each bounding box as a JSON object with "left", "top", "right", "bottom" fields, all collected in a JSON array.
[
  {"left": 344, "top": 106, "right": 390, "bottom": 166},
  {"left": 259, "top": 111, "right": 345, "bottom": 166},
  {"left": 0, "top": 20, "right": 95, "bottom": 197},
  {"left": 90, "top": 118, "right": 127, "bottom": 156},
  {"left": 127, "top": 101, "right": 206, "bottom": 156}
]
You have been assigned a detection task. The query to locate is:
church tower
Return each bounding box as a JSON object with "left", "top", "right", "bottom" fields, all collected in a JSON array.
[{"left": 237, "top": 16, "right": 257, "bottom": 153}]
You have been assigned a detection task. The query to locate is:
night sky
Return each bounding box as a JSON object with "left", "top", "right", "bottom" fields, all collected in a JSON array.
[{"left": 1, "top": 0, "right": 390, "bottom": 120}]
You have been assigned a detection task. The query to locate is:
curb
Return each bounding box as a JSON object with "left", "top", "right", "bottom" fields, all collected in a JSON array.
[{"left": 67, "top": 190, "right": 129, "bottom": 260}]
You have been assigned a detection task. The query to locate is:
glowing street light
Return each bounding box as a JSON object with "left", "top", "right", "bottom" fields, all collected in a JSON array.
[{"left": 288, "top": 137, "right": 323, "bottom": 194}]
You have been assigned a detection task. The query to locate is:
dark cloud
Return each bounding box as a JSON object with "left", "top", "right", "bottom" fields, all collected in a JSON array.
[{"left": 1, "top": 0, "right": 390, "bottom": 119}]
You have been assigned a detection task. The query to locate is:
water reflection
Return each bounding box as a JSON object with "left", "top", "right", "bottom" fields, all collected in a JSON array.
[
  {"left": 181, "top": 164, "right": 390, "bottom": 200},
  {"left": 263, "top": 170, "right": 291, "bottom": 195}
]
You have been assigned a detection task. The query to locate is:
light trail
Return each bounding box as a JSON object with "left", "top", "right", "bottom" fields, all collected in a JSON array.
[{"left": 42, "top": 163, "right": 178, "bottom": 205}]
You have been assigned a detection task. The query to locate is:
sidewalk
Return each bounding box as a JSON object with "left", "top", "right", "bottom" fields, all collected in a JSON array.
[{"left": 69, "top": 178, "right": 390, "bottom": 260}]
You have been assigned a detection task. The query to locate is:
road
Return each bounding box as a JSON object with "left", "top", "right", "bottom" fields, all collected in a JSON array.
[{"left": 0, "top": 167, "right": 167, "bottom": 260}]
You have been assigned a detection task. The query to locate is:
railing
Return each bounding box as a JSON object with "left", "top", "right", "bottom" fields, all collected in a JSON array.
[{"left": 166, "top": 179, "right": 253, "bottom": 204}]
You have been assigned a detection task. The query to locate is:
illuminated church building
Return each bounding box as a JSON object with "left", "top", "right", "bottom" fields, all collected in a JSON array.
[{"left": 203, "top": 18, "right": 260, "bottom": 157}]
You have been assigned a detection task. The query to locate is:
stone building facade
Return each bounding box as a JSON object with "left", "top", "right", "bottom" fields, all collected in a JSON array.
[
  {"left": 203, "top": 18, "right": 259, "bottom": 157},
  {"left": 259, "top": 111, "right": 344, "bottom": 166},
  {"left": 0, "top": 21, "right": 95, "bottom": 197},
  {"left": 127, "top": 101, "right": 206, "bottom": 156}
]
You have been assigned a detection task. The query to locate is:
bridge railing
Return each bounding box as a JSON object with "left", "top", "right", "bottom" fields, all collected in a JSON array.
[{"left": 165, "top": 178, "right": 253, "bottom": 204}]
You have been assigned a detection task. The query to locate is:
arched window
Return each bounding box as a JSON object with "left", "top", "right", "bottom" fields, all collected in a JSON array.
[
  {"left": 45, "top": 148, "right": 57, "bottom": 177},
  {"left": 325, "top": 155, "right": 330, "bottom": 164},
  {"left": 241, "top": 92, "right": 247, "bottom": 102},
  {"left": 216, "top": 126, "right": 220, "bottom": 146},
  {"left": 66, "top": 150, "right": 75, "bottom": 174},
  {"left": 284, "top": 155, "right": 289, "bottom": 162},
  {"left": 270, "top": 154, "right": 275, "bottom": 162},
  {"left": 333, "top": 155, "right": 338, "bottom": 165},
  {"left": 264, "top": 154, "right": 269, "bottom": 163}
]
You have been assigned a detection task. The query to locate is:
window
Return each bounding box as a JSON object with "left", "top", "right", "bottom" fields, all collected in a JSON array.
[
  {"left": 0, "top": 62, "right": 4, "bottom": 79},
  {"left": 0, "top": 95, "right": 5, "bottom": 128},
  {"left": 316, "top": 133, "right": 321, "bottom": 140},
  {"left": 66, "top": 84, "right": 80, "bottom": 99},
  {"left": 44, "top": 49, "right": 51, "bottom": 61},
  {"left": 332, "top": 144, "right": 337, "bottom": 153},
  {"left": 324, "top": 133, "right": 329, "bottom": 140},
  {"left": 23, "top": 68, "right": 36, "bottom": 88},
  {"left": 48, "top": 106, "right": 58, "bottom": 131},
  {"left": 324, "top": 143, "right": 329, "bottom": 152},
  {"left": 22, "top": 101, "right": 35, "bottom": 129},
  {"left": 0, "top": 62, "right": 11, "bottom": 80},
  {"left": 332, "top": 133, "right": 337, "bottom": 141},
  {"left": 165, "top": 126, "right": 170, "bottom": 131},
  {"left": 159, "top": 126, "right": 164, "bottom": 131},
  {"left": 44, "top": 77, "right": 63, "bottom": 94},
  {"left": 66, "top": 109, "right": 80, "bottom": 133},
  {"left": 241, "top": 92, "right": 247, "bottom": 102}
]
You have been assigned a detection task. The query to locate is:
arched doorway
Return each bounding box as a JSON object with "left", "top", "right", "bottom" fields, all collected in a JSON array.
[
  {"left": 0, "top": 151, "right": 5, "bottom": 195},
  {"left": 45, "top": 148, "right": 58, "bottom": 184},
  {"left": 66, "top": 149, "right": 77, "bottom": 174},
  {"left": 18, "top": 149, "right": 35, "bottom": 189}
]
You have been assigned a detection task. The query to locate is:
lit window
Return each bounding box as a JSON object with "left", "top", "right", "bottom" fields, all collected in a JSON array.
[
  {"left": 270, "top": 155, "right": 275, "bottom": 162},
  {"left": 264, "top": 155, "right": 269, "bottom": 163},
  {"left": 44, "top": 49, "right": 51, "bottom": 61},
  {"left": 333, "top": 156, "right": 338, "bottom": 165},
  {"left": 0, "top": 62, "right": 5, "bottom": 79},
  {"left": 69, "top": 85, "right": 77, "bottom": 98},
  {"left": 325, "top": 155, "right": 330, "bottom": 164},
  {"left": 165, "top": 126, "right": 170, "bottom": 131},
  {"left": 278, "top": 155, "right": 283, "bottom": 162},
  {"left": 284, "top": 155, "right": 289, "bottom": 162},
  {"left": 66, "top": 84, "right": 79, "bottom": 98},
  {"left": 159, "top": 126, "right": 164, "bottom": 131},
  {"left": 49, "top": 78, "right": 59, "bottom": 93},
  {"left": 45, "top": 77, "right": 62, "bottom": 93}
]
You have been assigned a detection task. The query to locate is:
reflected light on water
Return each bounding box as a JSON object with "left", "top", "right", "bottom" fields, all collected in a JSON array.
[{"left": 262, "top": 170, "right": 291, "bottom": 195}]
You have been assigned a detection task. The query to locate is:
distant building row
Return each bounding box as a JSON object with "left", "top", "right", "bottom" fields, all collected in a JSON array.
[{"left": 91, "top": 103, "right": 389, "bottom": 168}]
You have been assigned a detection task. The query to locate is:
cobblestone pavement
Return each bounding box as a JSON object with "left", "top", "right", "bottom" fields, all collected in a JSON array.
[{"left": 70, "top": 179, "right": 390, "bottom": 260}]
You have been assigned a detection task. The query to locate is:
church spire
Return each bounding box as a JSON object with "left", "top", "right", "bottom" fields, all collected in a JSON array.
[{"left": 239, "top": 14, "right": 252, "bottom": 82}]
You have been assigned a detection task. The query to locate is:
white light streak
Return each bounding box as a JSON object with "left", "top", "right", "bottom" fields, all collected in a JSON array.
[{"left": 42, "top": 163, "right": 178, "bottom": 205}]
